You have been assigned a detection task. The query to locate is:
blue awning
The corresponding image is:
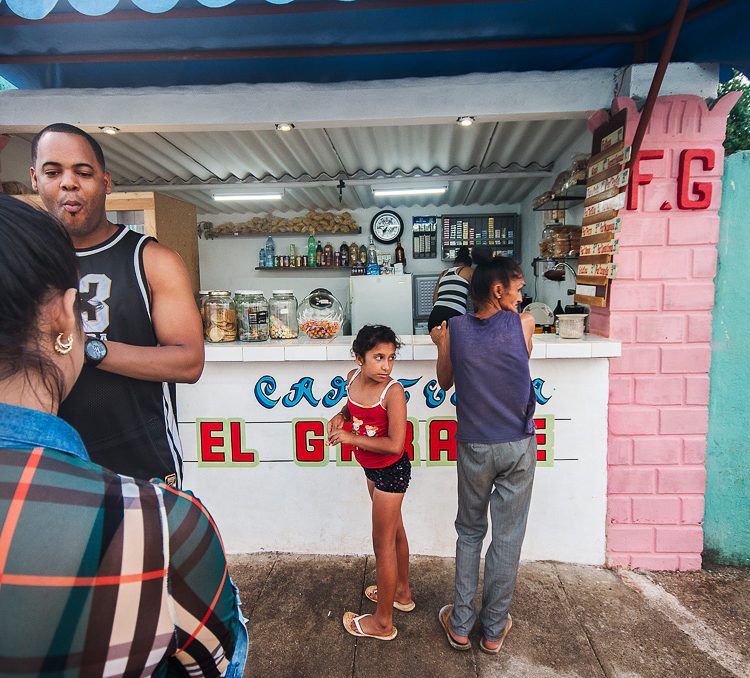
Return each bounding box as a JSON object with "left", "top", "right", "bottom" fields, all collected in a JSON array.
[{"left": 1, "top": 0, "right": 748, "bottom": 90}]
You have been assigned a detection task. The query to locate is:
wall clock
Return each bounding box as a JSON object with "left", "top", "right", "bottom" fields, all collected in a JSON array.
[{"left": 370, "top": 210, "right": 404, "bottom": 244}]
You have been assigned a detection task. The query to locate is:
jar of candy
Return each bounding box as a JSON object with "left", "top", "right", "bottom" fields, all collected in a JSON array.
[
  {"left": 235, "top": 290, "right": 269, "bottom": 342},
  {"left": 298, "top": 288, "right": 344, "bottom": 339},
  {"left": 269, "top": 290, "right": 299, "bottom": 339},
  {"left": 203, "top": 291, "right": 237, "bottom": 342}
]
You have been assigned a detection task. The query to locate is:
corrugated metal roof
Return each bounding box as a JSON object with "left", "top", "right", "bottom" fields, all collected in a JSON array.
[{"left": 19, "top": 117, "right": 586, "bottom": 214}]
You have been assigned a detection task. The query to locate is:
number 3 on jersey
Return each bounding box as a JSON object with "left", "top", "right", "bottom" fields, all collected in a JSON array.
[{"left": 79, "top": 273, "right": 112, "bottom": 333}]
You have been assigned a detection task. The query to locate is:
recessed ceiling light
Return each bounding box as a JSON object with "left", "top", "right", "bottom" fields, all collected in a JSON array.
[
  {"left": 372, "top": 186, "right": 448, "bottom": 197},
  {"left": 456, "top": 116, "right": 475, "bottom": 127},
  {"left": 212, "top": 193, "right": 284, "bottom": 202},
  {"left": 275, "top": 123, "right": 295, "bottom": 132},
  {"left": 99, "top": 126, "right": 120, "bottom": 135}
]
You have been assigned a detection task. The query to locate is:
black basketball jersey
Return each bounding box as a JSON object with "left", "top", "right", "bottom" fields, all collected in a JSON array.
[{"left": 58, "top": 225, "right": 183, "bottom": 487}]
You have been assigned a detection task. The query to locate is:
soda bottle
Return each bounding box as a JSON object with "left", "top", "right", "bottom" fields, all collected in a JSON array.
[{"left": 307, "top": 233, "right": 317, "bottom": 267}]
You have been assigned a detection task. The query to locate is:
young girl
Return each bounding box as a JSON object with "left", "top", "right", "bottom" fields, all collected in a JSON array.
[{"left": 327, "top": 325, "right": 413, "bottom": 641}]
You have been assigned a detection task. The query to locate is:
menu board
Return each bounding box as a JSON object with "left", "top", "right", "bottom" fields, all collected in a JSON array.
[
  {"left": 441, "top": 213, "right": 520, "bottom": 262},
  {"left": 412, "top": 216, "right": 438, "bottom": 259},
  {"left": 574, "top": 109, "right": 628, "bottom": 308}
]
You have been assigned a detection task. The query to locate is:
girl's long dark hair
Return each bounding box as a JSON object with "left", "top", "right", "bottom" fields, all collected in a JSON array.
[{"left": 0, "top": 194, "right": 80, "bottom": 404}]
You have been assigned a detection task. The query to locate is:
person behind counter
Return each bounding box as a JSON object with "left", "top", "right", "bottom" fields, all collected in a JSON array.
[
  {"left": 428, "top": 245, "right": 477, "bottom": 331},
  {"left": 30, "top": 123, "right": 204, "bottom": 488},
  {"left": 0, "top": 194, "right": 247, "bottom": 677},
  {"left": 430, "top": 247, "right": 536, "bottom": 656},
  {"left": 327, "top": 325, "right": 413, "bottom": 641}
]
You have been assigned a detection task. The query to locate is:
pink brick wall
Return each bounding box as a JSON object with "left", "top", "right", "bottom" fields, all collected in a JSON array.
[{"left": 589, "top": 93, "right": 739, "bottom": 571}]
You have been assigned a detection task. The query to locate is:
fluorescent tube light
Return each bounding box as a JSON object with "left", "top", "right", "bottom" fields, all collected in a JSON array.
[
  {"left": 372, "top": 186, "right": 448, "bottom": 197},
  {"left": 212, "top": 193, "right": 283, "bottom": 202}
]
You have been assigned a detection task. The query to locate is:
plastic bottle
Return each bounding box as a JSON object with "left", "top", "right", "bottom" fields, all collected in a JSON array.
[
  {"left": 316, "top": 240, "right": 323, "bottom": 267},
  {"left": 307, "top": 233, "right": 317, "bottom": 267},
  {"left": 350, "top": 242, "right": 359, "bottom": 265},
  {"left": 265, "top": 236, "right": 275, "bottom": 267},
  {"left": 258, "top": 247, "right": 265, "bottom": 268},
  {"left": 340, "top": 242, "right": 349, "bottom": 267},
  {"left": 289, "top": 243, "right": 296, "bottom": 262},
  {"left": 367, "top": 237, "right": 377, "bottom": 264},
  {"left": 324, "top": 242, "right": 334, "bottom": 267},
  {"left": 359, "top": 244, "right": 368, "bottom": 263}
]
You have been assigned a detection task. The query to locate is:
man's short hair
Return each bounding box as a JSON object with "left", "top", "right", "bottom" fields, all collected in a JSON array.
[{"left": 31, "top": 123, "right": 106, "bottom": 171}]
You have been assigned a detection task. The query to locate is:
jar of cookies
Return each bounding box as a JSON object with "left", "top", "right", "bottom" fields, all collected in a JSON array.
[
  {"left": 203, "top": 290, "right": 237, "bottom": 342},
  {"left": 197, "top": 290, "right": 209, "bottom": 322},
  {"left": 235, "top": 290, "right": 269, "bottom": 342},
  {"left": 269, "top": 290, "right": 298, "bottom": 339}
]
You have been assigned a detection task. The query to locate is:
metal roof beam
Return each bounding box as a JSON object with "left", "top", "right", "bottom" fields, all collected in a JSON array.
[{"left": 111, "top": 170, "right": 554, "bottom": 194}]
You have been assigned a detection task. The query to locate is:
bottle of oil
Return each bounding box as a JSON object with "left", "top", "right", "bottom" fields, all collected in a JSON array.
[{"left": 394, "top": 240, "right": 406, "bottom": 269}]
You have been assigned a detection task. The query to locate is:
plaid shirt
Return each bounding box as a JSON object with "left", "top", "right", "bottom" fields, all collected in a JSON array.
[{"left": 0, "top": 405, "right": 243, "bottom": 677}]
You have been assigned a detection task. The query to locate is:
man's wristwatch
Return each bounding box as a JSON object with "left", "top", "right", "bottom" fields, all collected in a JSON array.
[{"left": 84, "top": 338, "right": 108, "bottom": 366}]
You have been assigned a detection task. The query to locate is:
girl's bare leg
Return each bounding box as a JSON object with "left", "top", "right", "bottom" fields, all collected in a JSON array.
[
  {"left": 355, "top": 482, "right": 404, "bottom": 636},
  {"left": 394, "top": 514, "right": 412, "bottom": 604}
]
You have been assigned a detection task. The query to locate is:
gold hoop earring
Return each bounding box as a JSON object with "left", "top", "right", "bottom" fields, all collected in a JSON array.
[{"left": 54, "top": 333, "right": 74, "bottom": 355}]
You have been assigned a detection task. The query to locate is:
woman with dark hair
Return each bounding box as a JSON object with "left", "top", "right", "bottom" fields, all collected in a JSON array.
[
  {"left": 430, "top": 246, "right": 536, "bottom": 656},
  {"left": 0, "top": 194, "right": 247, "bottom": 677},
  {"left": 427, "top": 245, "right": 477, "bottom": 331}
]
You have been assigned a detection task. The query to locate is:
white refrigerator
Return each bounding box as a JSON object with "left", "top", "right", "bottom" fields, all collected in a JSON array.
[{"left": 349, "top": 274, "right": 413, "bottom": 335}]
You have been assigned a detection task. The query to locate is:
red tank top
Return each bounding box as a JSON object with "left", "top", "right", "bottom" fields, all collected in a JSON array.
[{"left": 347, "top": 369, "right": 403, "bottom": 469}]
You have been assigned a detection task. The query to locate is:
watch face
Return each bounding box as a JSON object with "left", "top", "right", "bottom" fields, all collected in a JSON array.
[
  {"left": 85, "top": 339, "right": 107, "bottom": 363},
  {"left": 370, "top": 210, "right": 404, "bottom": 244}
]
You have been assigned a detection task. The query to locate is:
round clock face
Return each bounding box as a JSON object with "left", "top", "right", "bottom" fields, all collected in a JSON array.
[{"left": 370, "top": 210, "right": 404, "bottom": 244}]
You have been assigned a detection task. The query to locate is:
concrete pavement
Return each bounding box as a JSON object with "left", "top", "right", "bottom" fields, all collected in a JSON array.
[{"left": 227, "top": 553, "right": 749, "bottom": 678}]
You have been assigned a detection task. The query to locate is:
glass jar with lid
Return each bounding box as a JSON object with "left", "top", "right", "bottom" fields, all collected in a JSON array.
[
  {"left": 298, "top": 288, "right": 344, "bottom": 339},
  {"left": 203, "top": 291, "right": 237, "bottom": 342},
  {"left": 197, "top": 290, "right": 209, "bottom": 322},
  {"left": 269, "top": 290, "right": 299, "bottom": 339},
  {"left": 235, "top": 290, "right": 269, "bottom": 342}
]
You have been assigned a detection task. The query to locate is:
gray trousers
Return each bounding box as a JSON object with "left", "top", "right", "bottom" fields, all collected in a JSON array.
[{"left": 450, "top": 435, "right": 536, "bottom": 641}]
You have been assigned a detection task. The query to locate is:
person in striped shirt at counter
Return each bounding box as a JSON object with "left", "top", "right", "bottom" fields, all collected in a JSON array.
[
  {"left": 428, "top": 245, "right": 478, "bottom": 331},
  {"left": 0, "top": 194, "right": 247, "bottom": 677}
]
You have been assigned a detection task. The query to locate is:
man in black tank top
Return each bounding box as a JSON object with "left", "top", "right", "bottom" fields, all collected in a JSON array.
[{"left": 30, "top": 124, "right": 204, "bottom": 487}]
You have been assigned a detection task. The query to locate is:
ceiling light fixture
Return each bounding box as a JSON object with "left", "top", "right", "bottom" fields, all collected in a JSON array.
[
  {"left": 99, "top": 126, "right": 120, "bottom": 135},
  {"left": 372, "top": 186, "right": 448, "bottom": 197},
  {"left": 275, "top": 123, "right": 295, "bottom": 132},
  {"left": 456, "top": 116, "right": 475, "bottom": 127},
  {"left": 212, "top": 193, "right": 283, "bottom": 202}
]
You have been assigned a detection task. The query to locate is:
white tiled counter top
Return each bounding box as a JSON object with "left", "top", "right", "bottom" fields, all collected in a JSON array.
[{"left": 203, "top": 334, "right": 621, "bottom": 362}]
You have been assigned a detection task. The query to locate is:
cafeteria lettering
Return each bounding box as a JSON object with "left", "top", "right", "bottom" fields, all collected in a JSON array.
[
  {"left": 253, "top": 375, "right": 552, "bottom": 410},
  {"left": 627, "top": 148, "right": 715, "bottom": 210},
  {"left": 196, "top": 415, "right": 554, "bottom": 467}
]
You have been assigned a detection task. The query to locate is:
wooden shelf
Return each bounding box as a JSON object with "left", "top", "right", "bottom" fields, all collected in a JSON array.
[
  {"left": 254, "top": 266, "right": 353, "bottom": 272},
  {"left": 532, "top": 181, "right": 587, "bottom": 211}
]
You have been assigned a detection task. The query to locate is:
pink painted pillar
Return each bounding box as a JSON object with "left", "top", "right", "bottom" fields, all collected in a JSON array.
[{"left": 589, "top": 93, "right": 739, "bottom": 571}]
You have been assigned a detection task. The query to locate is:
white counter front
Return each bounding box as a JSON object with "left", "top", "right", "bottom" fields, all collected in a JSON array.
[{"left": 177, "top": 334, "right": 620, "bottom": 565}]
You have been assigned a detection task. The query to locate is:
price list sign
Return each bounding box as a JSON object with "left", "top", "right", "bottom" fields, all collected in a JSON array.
[{"left": 574, "top": 109, "right": 628, "bottom": 308}]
